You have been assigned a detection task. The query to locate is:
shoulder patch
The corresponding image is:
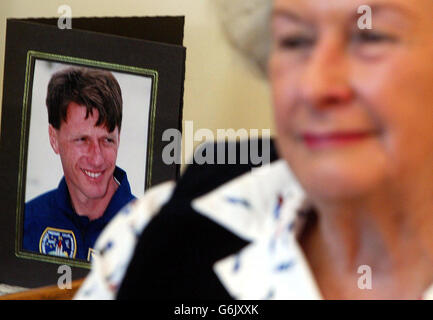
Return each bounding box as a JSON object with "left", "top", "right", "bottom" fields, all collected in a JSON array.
[{"left": 39, "top": 227, "right": 77, "bottom": 259}]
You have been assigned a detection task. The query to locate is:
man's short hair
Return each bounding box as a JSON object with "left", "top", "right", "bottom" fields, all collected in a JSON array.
[{"left": 46, "top": 67, "right": 123, "bottom": 132}]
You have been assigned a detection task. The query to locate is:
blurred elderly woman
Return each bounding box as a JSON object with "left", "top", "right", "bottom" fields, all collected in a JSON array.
[{"left": 76, "top": 0, "right": 433, "bottom": 300}]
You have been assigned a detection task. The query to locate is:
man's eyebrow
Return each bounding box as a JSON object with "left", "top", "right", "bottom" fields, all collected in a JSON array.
[{"left": 70, "top": 134, "right": 87, "bottom": 140}]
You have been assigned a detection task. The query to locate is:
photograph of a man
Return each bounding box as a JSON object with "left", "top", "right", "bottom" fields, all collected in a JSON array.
[{"left": 23, "top": 67, "right": 136, "bottom": 261}]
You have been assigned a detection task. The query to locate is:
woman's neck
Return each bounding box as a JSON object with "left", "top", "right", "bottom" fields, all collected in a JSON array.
[{"left": 300, "top": 183, "right": 433, "bottom": 299}]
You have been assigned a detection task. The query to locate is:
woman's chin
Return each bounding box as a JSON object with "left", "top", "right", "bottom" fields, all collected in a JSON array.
[
  {"left": 290, "top": 155, "right": 388, "bottom": 203},
  {"left": 307, "top": 174, "right": 383, "bottom": 203}
]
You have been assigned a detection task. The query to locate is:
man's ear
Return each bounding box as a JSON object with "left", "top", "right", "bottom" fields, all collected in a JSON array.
[{"left": 48, "top": 125, "right": 60, "bottom": 154}]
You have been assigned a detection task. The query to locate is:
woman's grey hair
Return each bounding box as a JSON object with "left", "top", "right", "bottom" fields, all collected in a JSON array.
[{"left": 214, "top": 0, "right": 272, "bottom": 76}]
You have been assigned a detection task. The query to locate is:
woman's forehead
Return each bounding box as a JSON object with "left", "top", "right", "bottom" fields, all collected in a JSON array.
[{"left": 272, "top": 0, "right": 428, "bottom": 19}]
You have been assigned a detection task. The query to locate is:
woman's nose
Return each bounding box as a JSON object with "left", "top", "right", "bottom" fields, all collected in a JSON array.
[{"left": 299, "top": 34, "right": 354, "bottom": 110}]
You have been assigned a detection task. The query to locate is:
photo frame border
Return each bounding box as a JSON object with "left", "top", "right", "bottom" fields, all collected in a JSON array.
[
  {"left": 15, "top": 50, "right": 159, "bottom": 269},
  {"left": 0, "top": 17, "right": 185, "bottom": 287}
]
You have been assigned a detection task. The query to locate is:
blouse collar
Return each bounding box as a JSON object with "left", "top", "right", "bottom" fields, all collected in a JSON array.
[{"left": 192, "top": 159, "right": 323, "bottom": 299}]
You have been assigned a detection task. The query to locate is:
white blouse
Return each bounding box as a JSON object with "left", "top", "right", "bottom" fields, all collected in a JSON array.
[{"left": 74, "top": 160, "right": 433, "bottom": 300}]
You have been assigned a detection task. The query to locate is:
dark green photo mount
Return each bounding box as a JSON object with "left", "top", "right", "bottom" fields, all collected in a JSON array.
[{"left": 0, "top": 16, "right": 185, "bottom": 288}]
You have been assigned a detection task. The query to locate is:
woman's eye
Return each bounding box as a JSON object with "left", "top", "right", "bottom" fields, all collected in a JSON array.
[
  {"left": 278, "top": 36, "right": 315, "bottom": 50},
  {"left": 352, "top": 31, "right": 396, "bottom": 44}
]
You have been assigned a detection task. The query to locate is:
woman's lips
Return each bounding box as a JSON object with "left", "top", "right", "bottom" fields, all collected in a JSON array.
[{"left": 300, "top": 131, "right": 375, "bottom": 149}]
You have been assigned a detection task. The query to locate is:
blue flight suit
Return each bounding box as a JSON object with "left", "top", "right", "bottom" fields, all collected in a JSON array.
[{"left": 23, "top": 166, "right": 136, "bottom": 261}]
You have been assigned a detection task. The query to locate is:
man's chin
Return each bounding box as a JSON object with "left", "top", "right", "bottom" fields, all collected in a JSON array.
[
  {"left": 82, "top": 186, "right": 110, "bottom": 200},
  {"left": 73, "top": 182, "right": 110, "bottom": 202},
  {"left": 81, "top": 176, "right": 119, "bottom": 201}
]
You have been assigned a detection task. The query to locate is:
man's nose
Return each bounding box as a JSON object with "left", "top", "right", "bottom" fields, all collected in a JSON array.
[
  {"left": 87, "top": 141, "right": 104, "bottom": 167},
  {"left": 298, "top": 34, "right": 354, "bottom": 110}
]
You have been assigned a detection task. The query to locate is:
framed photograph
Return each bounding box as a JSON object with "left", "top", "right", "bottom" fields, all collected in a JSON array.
[{"left": 0, "top": 17, "right": 185, "bottom": 287}]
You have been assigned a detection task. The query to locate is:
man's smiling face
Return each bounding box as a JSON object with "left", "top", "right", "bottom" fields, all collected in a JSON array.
[{"left": 49, "top": 101, "right": 120, "bottom": 204}]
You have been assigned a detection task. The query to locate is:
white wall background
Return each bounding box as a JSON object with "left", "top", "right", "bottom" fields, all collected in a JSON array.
[
  {"left": 0, "top": 0, "right": 274, "bottom": 166},
  {"left": 25, "top": 60, "right": 151, "bottom": 201}
]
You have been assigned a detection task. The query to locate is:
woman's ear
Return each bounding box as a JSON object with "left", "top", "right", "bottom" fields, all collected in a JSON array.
[{"left": 48, "top": 124, "right": 60, "bottom": 154}]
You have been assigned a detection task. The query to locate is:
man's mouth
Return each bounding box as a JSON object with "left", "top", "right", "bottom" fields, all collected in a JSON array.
[{"left": 82, "top": 169, "right": 103, "bottom": 179}]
